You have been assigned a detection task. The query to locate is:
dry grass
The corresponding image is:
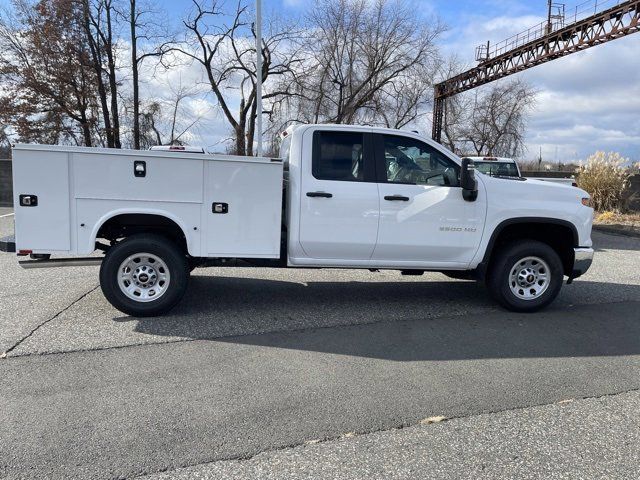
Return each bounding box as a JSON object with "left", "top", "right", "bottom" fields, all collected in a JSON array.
[
  {"left": 577, "top": 152, "right": 631, "bottom": 212},
  {"left": 594, "top": 211, "right": 640, "bottom": 227}
]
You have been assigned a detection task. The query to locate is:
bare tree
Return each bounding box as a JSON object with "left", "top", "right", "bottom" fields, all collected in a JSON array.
[
  {"left": 288, "top": 0, "right": 443, "bottom": 126},
  {"left": 81, "top": 0, "right": 113, "bottom": 146},
  {"left": 125, "top": 0, "right": 172, "bottom": 149},
  {"left": 436, "top": 60, "right": 536, "bottom": 158},
  {"left": 80, "top": 0, "right": 123, "bottom": 147},
  {"left": 0, "top": 0, "right": 100, "bottom": 145},
  {"left": 137, "top": 83, "right": 207, "bottom": 148},
  {"left": 369, "top": 73, "right": 434, "bottom": 129},
  {"left": 138, "top": 101, "right": 163, "bottom": 148},
  {"left": 0, "top": 123, "right": 11, "bottom": 158},
  {"left": 461, "top": 79, "right": 536, "bottom": 157},
  {"left": 171, "top": 0, "right": 303, "bottom": 156},
  {"left": 437, "top": 57, "right": 472, "bottom": 154}
]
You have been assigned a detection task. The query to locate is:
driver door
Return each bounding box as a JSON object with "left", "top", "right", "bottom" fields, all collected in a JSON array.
[{"left": 371, "top": 134, "right": 486, "bottom": 267}]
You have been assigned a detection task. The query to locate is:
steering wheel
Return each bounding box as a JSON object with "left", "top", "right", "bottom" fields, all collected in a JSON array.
[{"left": 418, "top": 171, "right": 445, "bottom": 184}]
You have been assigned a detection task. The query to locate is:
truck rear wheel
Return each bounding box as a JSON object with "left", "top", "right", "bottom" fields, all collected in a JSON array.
[
  {"left": 100, "top": 234, "right": 189, "bottom": 317},
  {"left": 487, "top": 240, "right": 563, "bottom": 312}
]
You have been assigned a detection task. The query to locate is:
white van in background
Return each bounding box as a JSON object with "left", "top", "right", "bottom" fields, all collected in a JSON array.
[
  {"left": 468, "top": 156, "right": 578, "bottom": 187},
  {"left": 465, "top": 157, "right": 522, "bottom": 178},
  {"left": 149, "top": 145, "right": 206, "bottom": 154}
]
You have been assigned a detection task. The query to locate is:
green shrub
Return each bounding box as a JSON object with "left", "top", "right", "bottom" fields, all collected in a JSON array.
[{"left": 577, "top": 152, "right": 631, "bottom": 212}]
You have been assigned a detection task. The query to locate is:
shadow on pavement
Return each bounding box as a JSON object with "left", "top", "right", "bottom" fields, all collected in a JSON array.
[
  {"left": 113, "top": 274, "right": 491, "bottom": 333},
  {"left": 592, "top": 230, "right": 640, "bottom": 252},
  {"left": 221, "top": 300, "right": 640, "bottom": 362},
  {"left": 115, "top": 275, "right": 640, "bottom": 362}
]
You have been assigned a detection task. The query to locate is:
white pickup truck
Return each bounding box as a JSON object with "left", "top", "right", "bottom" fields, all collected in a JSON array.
[{"left": 2, "top": 124, "right": 594, "bottom": 316}]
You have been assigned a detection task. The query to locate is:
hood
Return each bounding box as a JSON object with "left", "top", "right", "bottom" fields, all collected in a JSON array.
[{"left": 480, "top": 174, "right": 590, "bottom": 200}]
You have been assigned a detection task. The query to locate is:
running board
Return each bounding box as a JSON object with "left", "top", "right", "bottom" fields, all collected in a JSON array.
[{"left": 19, "top": 257, "right": 103, "bottom": 269}]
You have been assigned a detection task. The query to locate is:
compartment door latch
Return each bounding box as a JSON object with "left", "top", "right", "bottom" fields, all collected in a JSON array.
[
  {"left": 19, "top": 194, "right": 38, "bottom": 207},
  {"left": 212, "top": 203, "right": 229, "bottom": 214},
  {"left": 134, "top": 161, "right": 146, "bottom": 177}
]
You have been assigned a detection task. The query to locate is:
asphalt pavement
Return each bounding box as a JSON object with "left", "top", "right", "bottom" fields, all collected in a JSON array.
[
  {"left": 146, "top": 390, "right": 640, "bottom": 480},
  {"left": 0, "top": 223, "right": 639, "bottom": 479},
  {"left": 2, "top": 300, "right": 640, "bottom": 479},
  {"left": 2, "top": 231, "right": 639, "bottom": 358}
]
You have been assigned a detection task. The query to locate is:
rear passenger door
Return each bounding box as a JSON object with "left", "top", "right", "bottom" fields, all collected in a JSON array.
[{"left": 298, "top": 129, "right": 379, "bottom": 260}]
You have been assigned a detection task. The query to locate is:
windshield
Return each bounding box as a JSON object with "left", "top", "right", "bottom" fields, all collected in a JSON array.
[{"left": 474, "top": 161, "right": 520, "bottom": 178}]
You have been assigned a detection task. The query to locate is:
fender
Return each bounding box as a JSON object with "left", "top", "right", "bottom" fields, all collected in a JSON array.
[
  {"left": 475, "top": 217, "right": 579, "bottom": 278},
  {"left": 88, "top": 208, "right": 197, "bottom": 256}
]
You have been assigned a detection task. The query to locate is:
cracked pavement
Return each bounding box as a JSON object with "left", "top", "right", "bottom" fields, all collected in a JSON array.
[{"left": 0, "top": 225, "right": 639, "bottom": 479}]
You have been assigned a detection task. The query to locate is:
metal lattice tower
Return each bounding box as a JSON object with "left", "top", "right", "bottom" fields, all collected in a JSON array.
[{"left": 432, "top": 0, "right": 640, "bottom": 142}]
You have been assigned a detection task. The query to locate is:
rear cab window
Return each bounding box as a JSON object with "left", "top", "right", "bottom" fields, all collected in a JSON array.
[
  {"left": 475, "top": 161, "right": 520, "bottom": 177},
  {"left": 312, "top": 131, "right": 373, "bottom": 182}
]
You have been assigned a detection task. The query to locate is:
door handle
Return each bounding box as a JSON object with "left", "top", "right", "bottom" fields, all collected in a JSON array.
[
  {"left": 384, "top": 195, "right": 410, "bottom": 202},
  {"left": 306, "top": 191, "right": 333, "bottom": 198}
]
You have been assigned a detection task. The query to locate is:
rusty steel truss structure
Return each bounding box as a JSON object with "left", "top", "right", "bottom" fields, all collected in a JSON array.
[{"left": 432, "top": 0, "right": 640, "bottom": 142}]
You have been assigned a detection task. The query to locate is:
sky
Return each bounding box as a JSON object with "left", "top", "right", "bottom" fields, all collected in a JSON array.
[
  {"left": 2, "top": 0, "right": 639, "bottom": 162},
  {"left": 160, "top": 0, "right": 640, "bottom": 162},
  {"left": 429, "top": 0, "right": 640, "bottom": 163}
]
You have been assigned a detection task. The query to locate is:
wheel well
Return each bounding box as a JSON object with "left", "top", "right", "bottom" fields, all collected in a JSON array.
[
  {"left": 96, "top": 214, "right": 188, "bottom": 253},
  {"left": 484, "top": 221, "right": 577, "bottom": 276}
]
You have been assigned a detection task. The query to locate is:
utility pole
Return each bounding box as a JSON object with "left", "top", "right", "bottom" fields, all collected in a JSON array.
[
  {"left": 255, "top": 0, "right": 263, "bottom": 157},
  {"left": 538, "top": 147, "right": 542, "bottom": 171}
]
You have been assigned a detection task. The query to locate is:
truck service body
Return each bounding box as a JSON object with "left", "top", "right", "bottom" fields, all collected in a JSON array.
[{"left": 3, "top": 124, "right": 594, "bottom": 316}]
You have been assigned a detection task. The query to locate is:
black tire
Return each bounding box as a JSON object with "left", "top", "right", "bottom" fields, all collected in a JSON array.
[
  {"left": 100, "top": 234, "right": 189, "bottom": 317},
  {"left": 487, "top": 240, "right": 563, "bottom": 312}
]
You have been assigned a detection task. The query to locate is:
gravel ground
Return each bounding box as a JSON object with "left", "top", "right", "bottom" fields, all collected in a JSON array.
[
  {"left": 0, "top": 209, "right": 14, "bottom": 237},
  {"left": 0, "top": 209, "right": 99, "bottom": 354},
  {"left": 145, "top": 390, "right": 640, "bottom": 480}
]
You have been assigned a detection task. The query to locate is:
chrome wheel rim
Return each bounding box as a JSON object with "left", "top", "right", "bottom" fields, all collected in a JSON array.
[
  {"left": 118, "top": 253, "right": 170, "bottom": 303},
  {"left": 509, "top": 256, "right": 550, "bottom": 301}
]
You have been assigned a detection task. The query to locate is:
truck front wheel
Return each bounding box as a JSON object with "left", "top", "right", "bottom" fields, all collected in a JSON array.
[
  {"left": 487, "top": 240, "right": 564, "bottom": 312},
  {"left": 99, "top": 234, "right": 189, "bottom": 317}
]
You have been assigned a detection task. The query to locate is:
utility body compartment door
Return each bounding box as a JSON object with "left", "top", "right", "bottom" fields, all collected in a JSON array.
[
  {"left": 298, "top": 129, "right": 379, "bottom": 260},
  {"left": 204, "top": 158, "right": 283, "bottom": 258},
  {"left": 12, "top": 148, "right": 71, "bottom": 252}
]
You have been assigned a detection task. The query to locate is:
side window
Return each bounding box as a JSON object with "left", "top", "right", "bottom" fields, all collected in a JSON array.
[
  {"left": 382, "top": 135, "right": 459, "bottom": 187},
  {"left": 313, "top": 131, "right": 364, "bottom": 182}
]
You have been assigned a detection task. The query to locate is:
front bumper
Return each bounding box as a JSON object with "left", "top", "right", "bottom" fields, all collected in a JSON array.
[{"left": 570, "top": 247, "right": 594, "bottom": 280}]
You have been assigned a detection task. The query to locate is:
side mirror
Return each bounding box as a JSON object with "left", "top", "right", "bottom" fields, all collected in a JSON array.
[{"left": 460, "top": 158, "right": 478, "bottom": 202}]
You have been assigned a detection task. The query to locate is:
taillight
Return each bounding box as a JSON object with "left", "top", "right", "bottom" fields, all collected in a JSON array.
[
  {"left": 581, "top": 198, "right": 591, "bottom": 207},
  {"left": 17, "top": 249, "right": 32, "bottom": 256}
]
